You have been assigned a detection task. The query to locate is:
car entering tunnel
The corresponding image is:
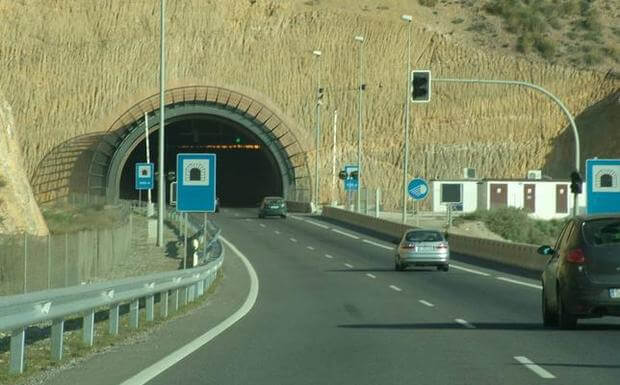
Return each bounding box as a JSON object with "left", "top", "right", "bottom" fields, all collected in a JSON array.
[{"left": 119, "top": 114, "right": 283, "bottom": 207}]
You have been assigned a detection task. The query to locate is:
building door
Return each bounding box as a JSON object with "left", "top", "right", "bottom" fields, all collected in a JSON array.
[
  {"left": 556, "top": 184, "right": 568, "bottom": 213},
  {"left": 524, "top": 184, "right": 535, "bottom": 213},
  {"left": 490, "top": 183, "right": 508, "bottom": 209}
]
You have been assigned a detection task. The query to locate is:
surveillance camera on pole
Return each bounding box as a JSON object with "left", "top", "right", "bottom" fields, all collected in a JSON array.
[{"left": 411, "top": 70, "right": 431, "bottom": 103}]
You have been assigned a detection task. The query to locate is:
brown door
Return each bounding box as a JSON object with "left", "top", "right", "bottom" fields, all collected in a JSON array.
[
  {"left": 524, "top": 184, "right": 535, "bottom": 213},
  {"left": 556, "top": 184, "right": 568, "bottom": 213},
  {"left": 490, "top": 183, "right": 508, "bottom": 209}
]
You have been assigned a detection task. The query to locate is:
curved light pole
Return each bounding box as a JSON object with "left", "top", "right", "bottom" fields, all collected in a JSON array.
[
  {"left": 401, "top": 14, "right": 412, "bottom": 224},
  {"left": 354, "top": 35, "right": 364, "bottom": 213},
  {"left": 313, "top": 50, "right": 322, "bottom": 209},
  {"left": 157, "top": 0, "right": 166, "bottom": 247}
]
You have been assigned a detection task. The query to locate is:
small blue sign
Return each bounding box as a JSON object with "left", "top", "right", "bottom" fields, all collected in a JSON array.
[
  {"left": 344, "top": 165, "right": 359, "bottom": 191},
  {"left": 176, "top": 153, "right": 216, "bottom": 212},
  {"left": 586, "top": 158, "right": 620, "bottom": 215},
  {"left": 135, "top": 163, "right": 154, "bottom": 190},
  {"left": 408, "top": 178, "right": 429, "bottom": 200}
]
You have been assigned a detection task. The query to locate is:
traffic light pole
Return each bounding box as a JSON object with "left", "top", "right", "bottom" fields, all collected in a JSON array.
[{"left": 434, "top": 78, "right": 581, "bottom": 217}]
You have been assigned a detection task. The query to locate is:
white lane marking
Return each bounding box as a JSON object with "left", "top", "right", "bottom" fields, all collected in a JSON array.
[
  {"left": 455, "top": 318, "right": 475, "bottom": 329},
  {"left": 362, "top": 239, "right": 394, "bottom": 250},
  {"left": 366, "top": 273, "right": 376, "bottom": 279},
  {"left": 344, "top": 263, "right": 354, "bottom": 268},
  {"left": 290, "top": 238, "right": 298, "bottom": 243},
  {"left": 419, "top": 300, "right": 435, "bottom": 308},
  {"left": 305, "top": 219, "right": 329, "bottom": 229},
  {"left": 274, "top": 230, "right": 280, "bottom": 235},
  {"left": 325, "top": 254, "right": 333, "bottom": 259},
  {"left": 496, "top": 277, "right": 542, "bottom": 290},
  {"left": 451, "top": 264, "right": 491, "bottom": 277},
  {"left": 119, "top": 236, "right": 259, "bottom": 385},
  {"left": 332, "top": 229, "right": 360, "bottom": 239},
  {"left": 245, "top": 218, "right": 252, "bottom": 222},
  {"left": 389, "top": 285, "right": 402, "bottom": 292},
  {"left": 514, "top": 356, "right": 556, "bottom": 379},
  {"left": 259, "top": 224, "right": 266, "bottom": 228},
  {"left": 290, "top": 215, "right": 304, "bottom": 221},
  {"left": 307, "top": 246, "right": 315, "bottom": 250},
  {"left": 234, "top": 213, "right": 240, "bottom": 217}
]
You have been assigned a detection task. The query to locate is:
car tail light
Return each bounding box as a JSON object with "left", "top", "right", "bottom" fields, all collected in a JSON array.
[
  {"left": 436, "top": 243, "right": 448, "bottom": 250},
  {"left": 402, "top": 242, "right": 415, "bottom": 249},
  {"left": 566, "top": 248, "right": 586, "bottom": 264}
]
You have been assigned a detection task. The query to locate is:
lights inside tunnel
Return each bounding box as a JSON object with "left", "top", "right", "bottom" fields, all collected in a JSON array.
[{"left": 176, "top": 144, "right": 261, "bottom": 150}]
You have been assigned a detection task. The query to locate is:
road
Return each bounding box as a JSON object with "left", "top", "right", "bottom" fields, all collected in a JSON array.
[{"left": 142, "top": 207, "right": 620, "bottom": 385}]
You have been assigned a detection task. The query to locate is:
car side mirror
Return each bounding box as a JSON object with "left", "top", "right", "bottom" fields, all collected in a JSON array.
[{"left": 537, "top": 245, "right": 554, "bottom": 256}]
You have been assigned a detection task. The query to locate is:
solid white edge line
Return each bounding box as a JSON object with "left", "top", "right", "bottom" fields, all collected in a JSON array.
[
  {"left": 362, "top": 239, "right": 394, "bottom": 250},
  {"left": 325, "top": 254, "right": 333, "bottom": 259},
  {"left": 450, "top": 264, "right": 491, "bottom": 277},
  {"left": 419, "top": 300, "right": 435, "bottom": 307},
  {"left": 290, "top": 215, "right": 304, "bottom": 221},
  {"left": 389, "top": 285, "right": 402, "bottom": 292},
  {"left": 119, "top": 235, "right": 259, "bottom": 385},
  {"left": 344, "top": 263, "right": 354, "bottom": 268},
  {"left": 514, "top": 356, "right": 556, "bottom": 379},
  {"left": 332, "top": 229, "right": 360, "bottom": 239},
  {"left": 496, "top": 277, "right": 542, "bottom": 290},
  {"left": 274, "top": 230, "right": 280, "bottom": 234},
  {"left": 366, "top": 273, "right": 376, "bottom": 279},
  {"left": 305, "top": 220, "right": 330, "bottom": 229},
  {"left": 454, "top": 318, "right": 475, "bottom": 329},
  {"left": 259, "top": 224, "right": 266, "bottom": 228}
]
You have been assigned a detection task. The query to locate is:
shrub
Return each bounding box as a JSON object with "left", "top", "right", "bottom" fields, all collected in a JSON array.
[
  {"left": 452, "top": 18, "right": 465, "bottom": 24},
  {"left": 517, "top": 33, "right": 535, "bottom": 53},
  {"left": 535, "top": 37, "right": 556, "bottom": 59}
]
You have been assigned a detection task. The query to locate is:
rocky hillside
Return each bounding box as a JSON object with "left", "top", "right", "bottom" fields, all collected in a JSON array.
[{"left": 0, "top": 0, "right": 617, "bottom": 211}]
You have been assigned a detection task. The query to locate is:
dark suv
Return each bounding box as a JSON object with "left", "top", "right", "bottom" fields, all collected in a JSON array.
[
  {"left": 539, "top": 215, "right": 620, "bottom": 329},
  {"left": 258, "top": 196, "right": 287, "bottom": 219}
]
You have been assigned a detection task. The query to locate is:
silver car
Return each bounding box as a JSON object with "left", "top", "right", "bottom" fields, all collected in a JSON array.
[{"left": 394, "top": 229, "right": 450, "bottom": 271}]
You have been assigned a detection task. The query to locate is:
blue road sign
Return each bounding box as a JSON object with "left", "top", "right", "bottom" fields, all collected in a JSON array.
[
  {"left": 176, "top": 153, "right": 216, "bottom": 212},
  {"left": 586, "top": 158, "right": 620, "bottom": 215},
  {"left": 408, "top": 178, "right": 429, "bottom": 200},
  {"left": 344, "top": 165, "right": 359, "bottom": 191},
  {"left": 135, "top": 163, "right": 154, "bottom": 190}
]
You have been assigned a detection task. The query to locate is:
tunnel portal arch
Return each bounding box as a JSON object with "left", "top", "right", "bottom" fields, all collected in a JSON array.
[{"left": 87, "top": 86, "right": 312, "bottom": 205}]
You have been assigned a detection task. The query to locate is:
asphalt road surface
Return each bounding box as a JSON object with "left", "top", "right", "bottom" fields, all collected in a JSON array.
[{"left": 140, "top": 208, "right": 620, "bottom": 385}]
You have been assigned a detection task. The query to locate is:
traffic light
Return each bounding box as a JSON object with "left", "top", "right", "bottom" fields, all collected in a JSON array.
[
  {"left": 411, "top": 70, "right": 431, "bottom": 103},
  {"left": 570, "top": 171, "right": 583, "bottom": 194}
]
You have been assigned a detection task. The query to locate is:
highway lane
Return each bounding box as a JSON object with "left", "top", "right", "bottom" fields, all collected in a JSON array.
[{"left": 147, "top": 208, "right": 620, "bottom": 385}]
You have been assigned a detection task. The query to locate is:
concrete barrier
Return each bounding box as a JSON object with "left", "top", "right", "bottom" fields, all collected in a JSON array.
[
  {"left": 321, "top": 206, "right": 547, "bottom": 272},
  {"left": 286, "top": 200, "right": 312, "bottom": 213}
]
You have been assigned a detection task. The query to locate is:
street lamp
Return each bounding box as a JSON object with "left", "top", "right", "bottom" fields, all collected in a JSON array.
[
  {"left": 401, "top": 14, "right": 412, "bottom": 224},
  {"left": 313, "top": 50, "right": 322, "bottom": 210},
  {"left": 354, "top": 35, "right": 364, "bottom": 213},
  {"left": 157, "top": 0, "right": 166, "bottom": 247}
]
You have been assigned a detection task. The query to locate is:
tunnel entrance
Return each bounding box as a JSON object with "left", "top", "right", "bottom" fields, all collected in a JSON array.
[{"left": 88, "top": 86, "right": 311, "bottom": 207}]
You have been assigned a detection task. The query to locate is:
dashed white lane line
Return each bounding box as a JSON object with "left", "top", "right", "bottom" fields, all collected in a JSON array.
[
  {"left": 455, "top": 318, "right": 475, "bottom": 329},
  {"left": 234, "top": 213, "right": 240, "bottom": 217},
  {"left": 366, "top": 273, "right": 376, "bottom": 279},
  {"left": 451, "top": 264, "right": 491, "bottom": 277},
  {"left": 419, "top": 300, "right": 435, "bottom": 308},
  {"left": 305, "top": 219, "right": 330, "bottom": 229},
  {"left": 332, "top": 229, "right": 360, "bottom": 239},
  {"left": 290, "top": 238, "right": 298, "bottom": 243},
  {"left": 245, "top": 218, "right": 252, "bottom": 222},
  {"left": 362, "top": 239, "right": 394, "bottom": 250},
  {"left": 389, "top": 285, "right": 402, "bottom": 292},
  {"left": 344, "top": 263, "right": 354, "bottom": 268},
  {"left": 307, "top": 246, "right": 315, "bottom": 250},
  {"left": 496, "top": 277, "right": 542, "bottom": 290},
  {"left": 259, "top": 224, "right": 266, "bottom": 228},
  {"left": 514, "top": 356, "right": 556, "bottom": 379},
  {"left": 274, "top": 230, "right": 281, "bottom": 235},
  {"left": 325, "top": 254, "right": 333, "bottom": 259}
]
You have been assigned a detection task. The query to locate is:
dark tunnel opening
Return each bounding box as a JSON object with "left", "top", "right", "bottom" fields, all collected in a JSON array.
[{"left": 119, "top": 114, "right": 283, "bottom": 207}]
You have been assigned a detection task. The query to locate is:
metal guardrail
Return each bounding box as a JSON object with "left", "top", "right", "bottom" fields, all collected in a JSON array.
[{"left": 0, "top": 206, "right": 224, "bottom": 375}]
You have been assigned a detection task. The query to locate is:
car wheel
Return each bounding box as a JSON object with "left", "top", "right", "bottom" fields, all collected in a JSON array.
[
  {"left": 394, "top": 258, "right": 405, "bottom": 271},
  {"left": 440, "top": 264, "right": 449, "bottom": 272},
  {"left": 280, "top": 214, "right": 286, "bottom": 219},
  {"left": 557, "top": 292, "right": 577, "bottom": 329},
  {"left": 258, "top": 214, "right": 264, "bottom": 219},
  {"left": 542, "top": 287, "right": 558, "bottom": 327}
]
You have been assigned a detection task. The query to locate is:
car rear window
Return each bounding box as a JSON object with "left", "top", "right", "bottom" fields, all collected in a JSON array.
[
  {"left": 266, "top": 199, "right": 284, "bottom": 205},
  {"left": 583, "top": 219, "right": 620, "bottom": 246},
  {"left": 405, "top": 231, "right": 444, "bottom": 242}
]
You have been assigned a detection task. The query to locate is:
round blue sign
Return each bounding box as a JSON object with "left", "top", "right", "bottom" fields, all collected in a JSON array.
[{"left": 408, "top": 178, "right": 429, "bottom": 200}]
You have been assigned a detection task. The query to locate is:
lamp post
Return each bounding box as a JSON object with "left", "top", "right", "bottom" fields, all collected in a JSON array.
[
  {"left": 157, "top": 0, "right": 166, "bottom": 247},
  {"left": 354, "top": 35, "right": 364, "bottom": 213},
  {"left": 313, "top": 50, "right": 322, "bottom": 210},
  {"left": 401, "top": 14, "right": 412, "bottom": 224}
]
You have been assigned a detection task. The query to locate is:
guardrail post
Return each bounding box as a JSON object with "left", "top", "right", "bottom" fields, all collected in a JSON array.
[
  {"left": 180, "top": 287, "right": 188, "bottom": 306},
  {"left": 171, "top": 288, "right": 179, "bottom": 312},
  {"left": 51, "top": 318, "right": 64, "bottom": 361},
  {"left": 188, "top": 284, "right": 196, "bottom": 302},
  {"left": 197, "top": 279, "right": 204, "bottom": 297},
  {"left": 129, "top": 299, "right": 139, "bottom": 329},
  {"left": 109, "top": 304, "right": 119, "bottom": 336},
  {"left": 160, "top": 291, "right": 169, "bottom": 318},
  {"left": 146, "top": 295, "right": 155, "bottom": 322},
  {"left": 9, "top": 327, "right": 25, "bottom": 374},
  {"left": 83, "top": 309, "right": 95, "bottom": 346}
]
